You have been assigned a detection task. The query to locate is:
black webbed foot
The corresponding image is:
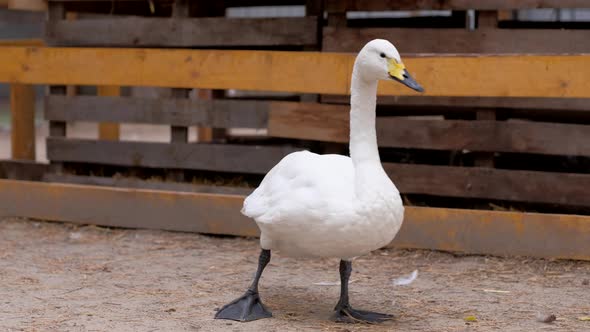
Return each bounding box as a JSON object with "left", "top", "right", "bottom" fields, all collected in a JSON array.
[
  {"left": 215, "top": 289, "right": 272, "bottom": 322},
  {"left": 332, "top": 260, "right": 394, "bottom": 324},
  {"left": 332, "top": 304, "right": 394, "bottom": 324}
]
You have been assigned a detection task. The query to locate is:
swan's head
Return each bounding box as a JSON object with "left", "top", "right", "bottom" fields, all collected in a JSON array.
[{"left": 355, "top": 39, "right": 424, "bottom": 92}]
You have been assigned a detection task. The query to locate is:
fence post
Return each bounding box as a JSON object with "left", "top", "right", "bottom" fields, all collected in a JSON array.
[
  {"left": 97, "top": 86, "right": 121, "bottom": 140},
  {"left": 10, "top": 83, "right": 36, "bottom": 160}
]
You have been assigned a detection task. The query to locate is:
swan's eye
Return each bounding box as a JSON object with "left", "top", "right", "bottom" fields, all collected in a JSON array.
[{"left": 380, "top": 53, "right": 386, "bottom": 58}]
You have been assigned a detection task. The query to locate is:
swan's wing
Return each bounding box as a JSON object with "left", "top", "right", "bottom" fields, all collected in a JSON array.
[{"left": 242, "top": 150, "right": 355, "bottom": 224}]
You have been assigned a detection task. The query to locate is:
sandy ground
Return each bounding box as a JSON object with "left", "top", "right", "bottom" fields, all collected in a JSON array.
[{"left": 1, "top": 218, "right": 589, "bottom": 332}]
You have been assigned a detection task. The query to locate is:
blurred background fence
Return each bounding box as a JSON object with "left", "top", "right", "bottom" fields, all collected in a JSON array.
[{"left": 2, "top": 0, "right": 590, "bottom": 259}]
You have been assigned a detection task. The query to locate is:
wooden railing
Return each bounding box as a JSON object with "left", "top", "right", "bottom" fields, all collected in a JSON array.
[
  {"left": 2, "top": 0, "right": 590, "bottom": 259},
  {"left": 2, "top": 47, "right": 590, "bottom": 206},
  {"left": 2, "top": 47, "right": 589, "bottom": 96}
]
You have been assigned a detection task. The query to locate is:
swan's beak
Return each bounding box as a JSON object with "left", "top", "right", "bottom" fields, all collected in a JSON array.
[{"left": 388, "top": 60, "right": 425, "bottom": 93}]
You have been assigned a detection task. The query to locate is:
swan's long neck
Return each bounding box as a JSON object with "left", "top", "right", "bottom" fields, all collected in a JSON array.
[
  {"left": 349, "top": 64, "right": 391, "bottom": 200},
  {"left": 349, "top": 67, "right": 380, "bottom": 167}
]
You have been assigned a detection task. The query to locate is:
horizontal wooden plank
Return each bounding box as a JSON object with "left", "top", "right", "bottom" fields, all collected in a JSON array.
[
  {"left": 324, "top": 27, "right": 590, "bottom": 54},
  {"left": 0, "top": 160, "right": 48, "bottom": 181},
  {"left": 0, "top": 39, "right": 43, "bottom": 46},
  {"left": 42, "top": 160, "right": 590, "bottom": 206},
  {"left": 45, "top": 95, "right": 269, "bottom": 128},
  {"left": 385, "top": 163, "right": 590, "bottom": 206},
  {"left": 47, "top": 0, "right": 172, "bottom": 15},
  {"left": 46, "top": 138, "right": 299, "bottom": 174},
  {"left": 326, "top": 0, "right": 590, "bottom": 11},
  {"left": 1, "top": 179, "right": 589, "bottom": 260},
  {"left": 5, "top": 157, "right": 584, "bottom": 207},
  {"left": 322, "top": 95, "right": 590, "bottom": 113},
  {"left": 395, "top": 206, "right": 590, "bottom": 261},
  {"left": 45, "top": 17, "right": 318, "bottom": 47},
  {"left": 0, "top": 8, "right": 44, "bottom": 24},
  {"left": 8, "top": 156, "right": 584, "bottom": 206},
  {"left": 1, "top": 47, "right": 590, "bottom": 97},
  {"left": 268, "top": 103, "right": 590, "bottom": 156},
  {"left": 46, "top": 0, "right": 305, "bottom": 6},
  {"left": 47, "top": 0, "right": 302, "bottom": 4},
  {"left": 47, "top": 0, "right": 169, "bottom": 1},
  {"left": 0, "top": 179, "right": 258, "bottom": 236},
  {"left": 269, "top": 101, "right": 349, "bottom": 142},
  {"left": 376, "top": 118, "right": 590, "bottom": 156},
  {"left": 7, "top": 0, "right": 46, "bottom": 11},
  {"left": 43, "top": 173, "right": 254, "bottom": 196}
]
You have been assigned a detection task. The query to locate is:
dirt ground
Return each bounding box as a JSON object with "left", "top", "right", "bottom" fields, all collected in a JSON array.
[{"left": 1, "top": 218, "right": 589, "bottom": 332}]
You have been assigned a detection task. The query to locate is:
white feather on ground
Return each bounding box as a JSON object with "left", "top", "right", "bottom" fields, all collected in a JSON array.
[{"left": 392, "top": 270, "right": 418, "bottom": 286}]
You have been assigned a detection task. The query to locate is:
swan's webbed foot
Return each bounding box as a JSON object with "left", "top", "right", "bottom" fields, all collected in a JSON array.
[
  {"left": 214, "top": 249, "right": 272, "bottom": 322},
  {"left": 215, "top": 289, "right": 272, "bottom": 322},
  {"left": 332, "top": 304, "right": 394, "bottom": 324},
  {"left": 332, "top": 260, "right": 394, "bottom": 324}
]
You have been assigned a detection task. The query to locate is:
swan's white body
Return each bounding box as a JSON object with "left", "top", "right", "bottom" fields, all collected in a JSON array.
[{"left": 242, "top": 40, "right": 406, "bottom": 260}]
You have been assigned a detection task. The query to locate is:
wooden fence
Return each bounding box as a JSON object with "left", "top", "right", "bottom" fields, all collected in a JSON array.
[{"left": 1, "top": 0, "right": 590, "bottom": 259}]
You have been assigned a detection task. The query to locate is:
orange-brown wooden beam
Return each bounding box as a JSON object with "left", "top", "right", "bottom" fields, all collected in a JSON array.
[
  {"left": 1, "top": 179, "right": 589, "bottom": 261},
  {"left": 97, "top": 85, "right": 121, "bottom": 140},
  {"left": 10, "top": 84, "right": 35, "bottom": 160},
  {"left": 1, "top": 47, "right": 590, "bottom": 98},
  {"left": 7, "top": 0, "right": 47, "bottom": 11}
]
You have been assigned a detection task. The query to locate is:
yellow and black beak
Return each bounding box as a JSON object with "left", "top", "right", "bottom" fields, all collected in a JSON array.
[{"left": 388, "top": 59, "right": 424, "bottom": 92}]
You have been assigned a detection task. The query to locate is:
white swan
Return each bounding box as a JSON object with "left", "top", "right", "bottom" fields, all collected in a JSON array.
[{"left": 215, "top": 39, "right": 424, "bottom": 323}]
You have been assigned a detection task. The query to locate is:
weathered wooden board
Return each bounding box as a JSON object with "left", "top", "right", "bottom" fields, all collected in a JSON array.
[
  {"left": 395, "top": 206, "right": 590, "bottom": 261},
  {"left": 384, "top": 163, "right": 590, "bottom": 206},
  {"left": 46, "top": 138, "right": 299, "bottom": 174},
  {"left": 0, "top": 160, "right": 48, "bottom": 181},
  {"left": 45, "top": 17, "right": 318, "bottom": 47},
  {"left": 43, "top": 135, "right": 590, "bottom": 206},
  {"left": 10, "top": 83, "right": 35, "bottom": 160},
  {"left": 44, "top": 163, "right": 590, "bottom": 207},
  {"left": 0, "top": 39, "right": 43, "bottom": 46},
  {"left": 26, "top": 157, "right": 590, "bottom": 207},
  {"left": 46, "top": 0, "right": 174, "bottom": 16},
  {"left": 46, "top": 0, "right": 67, "bottom": 147},
  {"left": 7, "top": 0, "right": 46, "bottom": 11},
  {"left": 45, "top": 95, "right": 270, "bottom": 128},
  {"left": 169, "top": 88, "right": 190, "bottom": 161},
  {"left": 268, "top": 101, "right": 349, "bottom": 143},
  {"left": 97, "top": 85, "right": 120, "bottom": 141},
  {"left": 43, "top": 173, "right": 254, "bottom": 196},
  {"left": 0, "top": 7, "right": 43, "bottom": 24},
  {"left": 2, "top": 47, "right": 590, "bottom": 97},
  {"left": 324, "top": 27, "right": 590, "bottom": 54},
  {"left": 1, "top": 179, "right": 589, "bottom": 260},
  {"left": 376, "top": 118, "right": 590, "bottom": 157},
  {"left": 46, "top": 0, "right": 301, "bottom": 4},
  {"left": 322, "top": 95, "right": 590, "bottom": 113},
  {"left": 268, "top": 103, "right": 590, "bottom": 156},
  {"left": 46, "top": 0, "right": 169, "bottom": 2},
  {"left": 0, "top": 179, "right": 258, "bottom": 236},
  {"left": 325, "top": 0, "right": 590, "bottom": 11}
]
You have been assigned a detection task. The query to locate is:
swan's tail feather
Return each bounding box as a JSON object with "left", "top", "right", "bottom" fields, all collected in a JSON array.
[{"left": 241, "top": 191, "right": 267, "bottom": 220}]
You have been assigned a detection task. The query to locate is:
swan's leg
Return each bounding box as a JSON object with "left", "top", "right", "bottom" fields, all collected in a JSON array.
[
  {"left": 332, "top": 260, "right": 394, "bottom": 324},
  {"left": 214, "top": 249, "right": 273, "bottom": 322}
]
